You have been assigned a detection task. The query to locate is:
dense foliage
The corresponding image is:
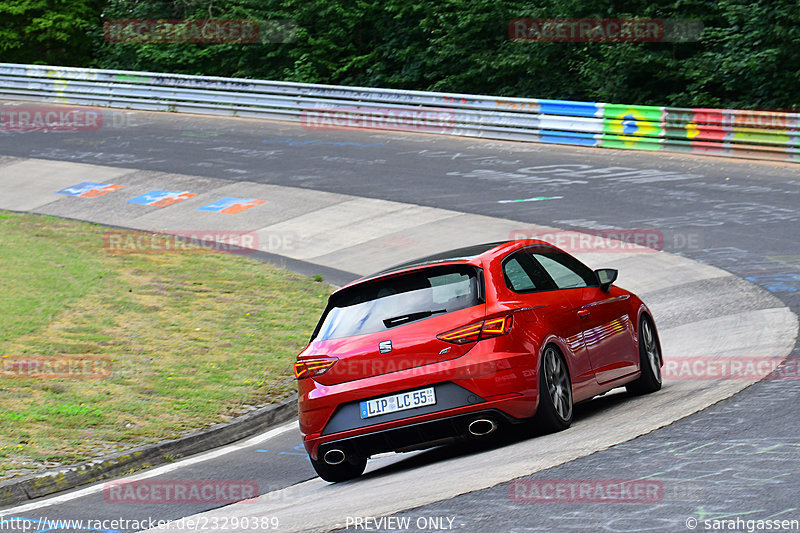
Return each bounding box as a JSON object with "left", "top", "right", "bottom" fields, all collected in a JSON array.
[
  {"left": 2, "top": 0, "right": 798, "bottom": 109},
  {"left": 0, "top": 0, "right": 106, "bottom": 66}
]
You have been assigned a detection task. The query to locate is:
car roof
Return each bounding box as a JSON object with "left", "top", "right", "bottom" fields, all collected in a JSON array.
[
  {"left": 340, "top": 239, "right": 553, "bottom": 291},
  {"left": 365, "top": 241, "right": 508, "bottom": 278}
]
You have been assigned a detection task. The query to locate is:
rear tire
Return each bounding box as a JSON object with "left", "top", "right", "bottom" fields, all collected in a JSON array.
[
  {"left": 310, "top": 453, "right": 367, "bottom": 483},
  {"left": 534, "top": 345, "right": 573, "bottom": 432},
  {"left": 626, "top": 315, "right": 662, "bottom": 395}
]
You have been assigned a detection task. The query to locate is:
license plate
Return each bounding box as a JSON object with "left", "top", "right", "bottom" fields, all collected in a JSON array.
[{"left": 360, "top": 387, "right": 436, "bottom": 419}]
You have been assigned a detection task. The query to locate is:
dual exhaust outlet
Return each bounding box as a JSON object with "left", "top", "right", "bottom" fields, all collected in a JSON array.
[{"left": 321, "top": 418, "right": 498, "bottom": 465}]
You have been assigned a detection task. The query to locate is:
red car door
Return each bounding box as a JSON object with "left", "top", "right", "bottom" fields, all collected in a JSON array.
[
  {"left": 527, "top": 247, "right": 637, "bottom": 384},
  {"left": 498, "top": 251, "right": 596, "bottom": 391},
  {"left": 572, "top": 286, "right": 638, "bottom": 384}
]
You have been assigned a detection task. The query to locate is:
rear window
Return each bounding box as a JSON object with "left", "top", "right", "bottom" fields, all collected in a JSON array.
[{"left": 312, "top": 265, "right": 483, "bottom": 341}]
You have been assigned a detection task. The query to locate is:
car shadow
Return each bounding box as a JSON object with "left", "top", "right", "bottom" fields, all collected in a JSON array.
[{"left": 359, "top": 386, "right": 639, "bottom": 480}]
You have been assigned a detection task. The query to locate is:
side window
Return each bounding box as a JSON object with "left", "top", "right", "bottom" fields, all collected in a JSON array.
[
  {"left": 502, "top": 253, "right": 557, "bottom": 293},
  {"left": 530, "top": 251, "right": 597, "bottom": 289},
  {"left": 503, "top": 256, "right": 537, "bottom": 291}
]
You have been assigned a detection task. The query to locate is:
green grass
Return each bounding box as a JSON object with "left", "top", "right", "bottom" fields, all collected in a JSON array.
[{"left": 0, "top": 211, "right": 331, "bottom": 478}]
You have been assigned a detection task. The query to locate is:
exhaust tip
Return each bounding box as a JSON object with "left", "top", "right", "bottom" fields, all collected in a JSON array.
[
  {"left": 323, "top": 449, "right": 346, "bottom": 465},
  {"left": 468, "top": 418, "right": 498, "bottom": 437}
]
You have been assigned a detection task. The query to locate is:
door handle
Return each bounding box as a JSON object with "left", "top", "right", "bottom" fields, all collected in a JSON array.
[{"left": 577, "top": 309, "right": 591, "bottom": 320}]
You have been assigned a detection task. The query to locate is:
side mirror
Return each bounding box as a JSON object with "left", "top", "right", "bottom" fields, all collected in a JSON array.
[{"left": 595, "top": 268, "right": 618, "bottom": 292}]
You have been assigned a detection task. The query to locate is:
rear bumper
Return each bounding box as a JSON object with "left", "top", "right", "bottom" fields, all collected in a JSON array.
[
  {"left": 315, "top": 408, "right": 521, "bottom": 460},
  {"left": 299, "top": 342, "right": 540, "bottom": 460}
]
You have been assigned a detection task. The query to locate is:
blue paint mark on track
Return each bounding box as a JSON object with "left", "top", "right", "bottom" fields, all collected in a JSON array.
[
  {"left": 197, "top": 197, "right": 266, "bottom": 214},
  {"left": 127, "top": 190, "right": 196, "bottom": 207},
  {"left": 745, "top": 272, "right": 800, "bottom": 292}
]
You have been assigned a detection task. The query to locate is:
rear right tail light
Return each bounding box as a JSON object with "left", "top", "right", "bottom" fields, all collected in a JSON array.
[{"left": 437, "top": 315, "right": 513, "bottom": 344}]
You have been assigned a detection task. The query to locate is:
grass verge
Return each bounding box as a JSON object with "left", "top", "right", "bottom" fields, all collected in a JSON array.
[{"left": 0, "top": 211, "right": 331, "bottom": 479}]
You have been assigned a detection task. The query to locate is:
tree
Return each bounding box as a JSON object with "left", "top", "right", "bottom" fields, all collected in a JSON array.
[
  {"left": 0, "top": 0, "right": 106, "bottom": 66},
  {"left": 7, "top": 0, "right": 793, "bottom": 110}
]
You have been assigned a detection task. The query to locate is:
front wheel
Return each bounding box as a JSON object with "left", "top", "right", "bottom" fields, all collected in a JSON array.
[
  {"left": 626, "top": 316, "right": 663, "bottom": 395},
  {"left": 534, "top": 345, "right": 573, "bottom": 432},
  {"left": 310, "top": 453, "right": 367, "bottom": 483}
]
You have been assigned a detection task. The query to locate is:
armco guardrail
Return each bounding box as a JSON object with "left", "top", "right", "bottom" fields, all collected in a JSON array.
[{"left": 1, "top": 62, "right": 798, "bottom": 163}]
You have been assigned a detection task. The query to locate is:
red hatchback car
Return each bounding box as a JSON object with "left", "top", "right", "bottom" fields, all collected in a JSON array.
[{"left": 294, "top": 239, "right": 663, "bottom": 482}]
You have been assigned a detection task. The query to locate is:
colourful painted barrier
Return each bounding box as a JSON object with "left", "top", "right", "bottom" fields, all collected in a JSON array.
[
  {"left": 0, "top": 63, "right": 797, "bottom": 163},
  {"left": 600, "top": 105, "right": 799, "bottom": 161}
]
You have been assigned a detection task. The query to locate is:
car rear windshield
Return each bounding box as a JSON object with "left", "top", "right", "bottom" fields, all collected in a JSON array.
[{"left": 312, "top": 265, "right": 483, "bottom": 341}]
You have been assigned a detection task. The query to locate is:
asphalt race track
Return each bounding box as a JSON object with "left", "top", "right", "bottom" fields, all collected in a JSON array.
[{"left": 0, "top": 102, "right": 799, "bottom": 533}]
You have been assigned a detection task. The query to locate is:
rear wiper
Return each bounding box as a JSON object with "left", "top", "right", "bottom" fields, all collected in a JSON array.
[{"left": 383, "top": 309, "right": 447, "bottom": 328}]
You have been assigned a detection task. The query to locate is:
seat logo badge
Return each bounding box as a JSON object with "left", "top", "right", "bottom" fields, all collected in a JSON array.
[{"left": 379, "top": 341, "right": 393, "bottom": 354}]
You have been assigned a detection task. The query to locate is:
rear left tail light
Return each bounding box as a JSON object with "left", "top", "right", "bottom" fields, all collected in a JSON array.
[
  {"left": 437, "top": 315, "right": 513, "bottom": 344},
  {"left": 294, "top": 357, "right": 338, "bottom": 379}
]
